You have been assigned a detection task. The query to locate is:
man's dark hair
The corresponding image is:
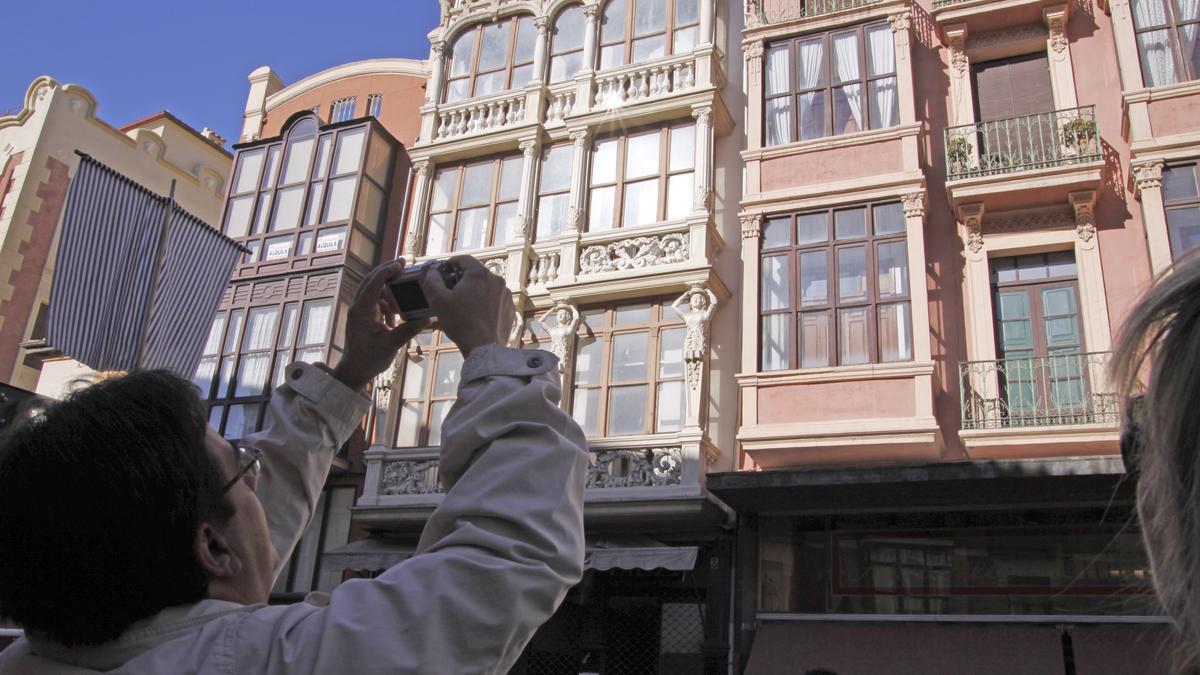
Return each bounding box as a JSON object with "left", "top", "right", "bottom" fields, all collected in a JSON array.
[{"left": 0, "top": 370, "right": 234, "bottom": 646}]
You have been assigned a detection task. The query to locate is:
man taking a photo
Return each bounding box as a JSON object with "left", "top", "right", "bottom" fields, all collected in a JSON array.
[{"left": 0, "top": 256, "right": 588, "bottom": 674}]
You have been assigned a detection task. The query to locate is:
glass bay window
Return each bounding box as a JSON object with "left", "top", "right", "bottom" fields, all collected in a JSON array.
[
  {"left": 589, "top": 122, "right": 695, "bottom": 231},
  {"left": 445, "top": 15, "right": 537, "bottom": 103},
  {"left": 599, "top": 0, "right": 700, "bottom": 70},
  {"left": 426, "top": 154, "right": 523, "bottom": 254}
]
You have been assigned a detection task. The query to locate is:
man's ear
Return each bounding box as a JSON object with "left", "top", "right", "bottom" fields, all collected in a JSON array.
[{"left": 194, "top": 522, "right": 241, "bottom": 580}]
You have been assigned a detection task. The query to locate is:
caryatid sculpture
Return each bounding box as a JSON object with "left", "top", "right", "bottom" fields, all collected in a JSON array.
[
  {"left": 671, "top": 283, "right": 717, "bottom": 391},
  {"left": 537, "top": 300, "right": 580, "bottom": 373}
]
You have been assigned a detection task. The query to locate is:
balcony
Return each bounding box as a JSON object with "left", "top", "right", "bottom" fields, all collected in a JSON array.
[
  {"left": 958, "top": 352, "right": 1120, "bottom": 459},
  {"left": 749, "top": 0, "right": 887, "bottom": 23},
  {"left": 943, "top": 106, "right": 1105, "bottom": 209},
  {"left": 932, "top": 0, "right": 1066, "bottom": 32}
]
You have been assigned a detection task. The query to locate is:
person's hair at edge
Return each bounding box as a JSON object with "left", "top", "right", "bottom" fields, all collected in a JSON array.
[
  {"left": 0, "top": 370, "right": 234, "bottom": 646},
  {"left": 1110, "top": 251, "right": 1200, "bottom": 672}
]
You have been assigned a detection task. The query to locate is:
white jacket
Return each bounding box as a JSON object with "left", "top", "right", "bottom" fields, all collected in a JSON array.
[{"left": 0, "top": 345, "right": 588, "bottom": 674}]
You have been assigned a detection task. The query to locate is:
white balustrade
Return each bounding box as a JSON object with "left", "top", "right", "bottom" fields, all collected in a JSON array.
[
  {"left": 527, "top": 250, "right": 561, "bottom": 286},
  {"left": 435, "top": 91, "right": 527, "bottom": 140},
  {"left": 546, "top": 86, "right": 577, "bottom": 124},
  {"left": 592, "top": 58, "right": 696, "bottom": 109}
]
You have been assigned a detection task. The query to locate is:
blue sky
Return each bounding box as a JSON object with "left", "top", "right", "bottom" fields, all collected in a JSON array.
[{"left": 0, "top": 1, "right": 442, "bottom": 148}]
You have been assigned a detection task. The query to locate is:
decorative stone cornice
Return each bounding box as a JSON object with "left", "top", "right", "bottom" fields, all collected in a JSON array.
[
  {"left": 957, "top": 202, "right": 985, "bottom": 254},
  {"left": 1070, "top": 189, "right": 1097, "bottom": 243},
  {"left": 1132, "top": 158, "right": 1165, "bottom": 194},
  {"left": 739, "top": 212, "right": 762, "bottom": 239},
  {"left": 901, "top": 192, "right": 925, "bottom": 218}
]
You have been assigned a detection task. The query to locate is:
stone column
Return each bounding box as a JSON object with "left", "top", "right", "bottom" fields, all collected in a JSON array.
[
  {"left": 1108, "top": 0, "right": 1147, "bottom": 94},
  {"left": 945, "top": 25, "right": 973, "bottom": 128},
  {"left": 533, "top": 17, "right": 550, "bottom": 85},
  {"left": 514, "top": 138, "right": 540, "bottom": 244},
  {"left": 739, "top": 213, "right": 762, "bottom": 427},
  {"left": 1133, "top": 159, "right": 1173, "bottom": 275},
  {"left": 1070, "top": 190, "right": 1113, "bottom": 360},
  {"left": 427, "top": 40, "right": 447, "bottom": 104},
  {"left": 957, "top": 202, "right": 999, "bottom": 417},
  {"left": 901, "top": 192, "right": 934, "bottom": 420},
  {"left": 889, "top": 12, "right": 916, "bottom": 126},
  {"left": 582, "top": 2, "right": 600, "bottom": 70},
  {"left": 743, "top": 40, "right": 764, "bottom": 152},
  {"left": 699, "top": 0, "right": 715, "bottom": 46},
  {"left": 404, "top": 161, "right": 433, "bottom": 262},
  {"left": 1043, "top": 5, "right": 1079, "bottom": 110},
  {"left": 566, "top": 129, "right": 590, "bottom": 236},
  {"left": 692, "top": 106, "right": 713, "bottom": 215}
]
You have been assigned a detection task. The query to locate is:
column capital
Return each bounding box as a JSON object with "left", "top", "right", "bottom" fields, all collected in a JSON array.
[
  {"left": 957, "top": 202, "right": 985, "bottom": 254},
  {"left": 583, "top": 2, "right": 600, "bottom": 19},
  {"left": 1043, "top": 5, "right": 1070, "bottom": 57},
  {"left": 534, "top": 15, "right": 549, "bottom": 34},
  {"left": 742, "top": 39, "right": 764, "bottom": 60},
  {"left": 1070, "top": 189, "right": 1098, "bottom": 243},
  {"left": 430, "top": 40, "right": 447, "bottom": 57},
  {"left": 740, "top": 212, "right": 763, "bottom": 239},
  {"left": 519, "top": 138, "right": 540, "bottom": 156},
  {"left": 412, "top": 160, "right": 432, "bottom": 178},
  {"left": 945, "top": 24, "right": 969, "bottom": 77},
  {"left": 901, "top": 191, "right": 926, "bottom": 218},
  {"left": 569, "top": 128, "right": 590, "bottom": 146},
  {"left": 691, "top": 106, "right": 712, "bottom": 126},
  {"left": 888, "top": 11, "right": 911, "bottom": 33},
  {"left": 1132, "top": 158, "right": 1165, "bottom": 194}
]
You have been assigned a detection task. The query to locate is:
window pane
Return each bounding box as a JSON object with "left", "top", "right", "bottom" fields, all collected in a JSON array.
[
  {"left": 551, "top": 52, "right": 584, "bottom": 82},
  {"left": 762, "top": 314, "right": 791, "bottom": 371},
  {"left": 478, "top": 23, "right": 509, "bottom": 71},
  {"left": 879, "top": 302, "right": 912, "bottom": 362},
  {"left": 194, "top": 356, "right": 218, "bottom": 397},
  {"left": 455, "top": 207, "right": 489, "bottom": 251},
  {"left": 832, "top": 31, "right": 861, "bottom": 83},
  {"left": 460, "top": 163, "right": 495, "bottom": 207},
  {"left": 623, "top": 179, "right": 659, "bottom": 226},
  {"left": 593, "top": 139, "right": 618, "bottom": 184},
  {"left": 659, "top": 327, "right": 685, "bottom": 377},
  {"left": 800, "top": 311, "right": 831, "bottom": 368},
  {"left": 869, "top": 77, "right": 899, "bottom": 129},
  {"left": 303, "top": 183, "right": 324, "bottom": 227},
  {"left": 314, "top": 135, "right": 333, "bottom": 180},
  {"left": 626, "top": 132, "right": 661, "bottom": 179},
  {"left": 253, "top": 192, "right": 274, "bottom": 234},
  {"left": 835, "top": 207, "right": 867, "bottom": 239},
  {"left": 270, "top": 186, "right": 304, "bottom": 232},
  {"left": 1133, "top": 0, "right": 1170, "bottom": 28},
  {"left": 1047, "top": 250, "right": 1078, "bottom": 277},
  {"left": 877, "top": 241, "right": 909, "bottom": 298},
  {"left": 555, "top": 6, "right": 586, "bottom": 52},
  {"left": 225, "top": 310, "right": 246, "bottom": 352},
  {"left": 600, "top": 44, "right": 626, "bottom": 70},
  {"left": 323, "top": 176, "right": 356, "bottom": 223},
  {"left": 299, "top": 300, "right": 332, "bottom": 346},
  {"left": 633, "top": 36, "right": 664, "bottom": 65},
  {"left": 333, "top": 129, "right": 365, "bottom": 176},
  {"left": 450, "top": 30, "right": 476, "bottom": 77},
  {"left": 670, "top": 125, "right": 695, "bottom": 171},
  {"left": 536, "top": 193, "right": 569, "bottom": 239},
  {"left": 511, "top": 64, "right": 534, "bottom": 89},
  {"left": 766, "top": 45, "right": 791, "bottom": 96},
  {"left": 203, "top": 314, "right": 227, "bottom": 355},
  {"left": 838, "top": 307, "right": 871, "bottom": 365},
  {"left": 765, "top": 98, "right": 792, "bottom": 146},
  {"left": 515, "top": 16, "right": 537, "bottom": 63},
  {"left": 1137, "top": 29, "right": 1179, "bottom": 86},
  {"left": 797, "top": 213, "right": 828, "bottom": 244},
  {"left": 277, "top": 304, "right": 298, "bottom": 348},
  {"left": 799, "top": 251, "right": 828, "bottom": 306},
  {"left": 234, "top": 354, "right": 272, "bottom": 397},
  {"left": 499, "top": 157, "right": 523, "bottom": 201},
  {"left": 224, "top": 404, "right": 261, "bottom": 439},
  {"left": 1017, "top": 254, "right": 1049, "bottom": 280},
  {"left": 575, "top": 337, "right": 603, "bottom": 385},
  {"left": 427, "top": 400, "right": 453, "bottom": 446},
  {"left": 675, "top": 0, "right": 698, "bottom": 26},
  {"left": 401, "top": 355, "right": 428, "bottom": 399},
  {"left": 1168, "top": 206, "right": 1200, "bottom": 259},
  {"left": 611, "top": 332, "right": 650, "bottom": 381},
  {"left": 1163, "top": 165, "right": 1198, "bottom": 201},
  {"left": 316, "top": 227, "right": 347, "bottom": 254},
  {"left": 762, "top": 216, "right": 791, "bottom": 249},
  {"left": 873, "top": 202, "right": 905, "bottom": 234},
  {"left": 244, "top": 240, "right": 261, "bottom": 264},
  {"left": 225, "top": 196, "right": 253, "bottom": 238},
  {"left": 589, "top": 186, "right": 616, "bottom": 231},
  {"left": 445, "top": 78, "right": 468, "bottom": 103},
  {"left": 603, "top": 0, "right": 628, "bottom": 41},
  {"left": 494, "top": 202, "right": 520, "bottom": 246},
  {"left": 261, "top": 146, "right": 281, "bottom": 189},
  {"left": 541, "top": 145, "right": 573, "bottom": 192},
  {"left": 394, "top": 402, "right": 422, "bottom": 447},
  {"left": 838, "top": 246, "right": 868, "bottom": 302},
  {"left": 761, "top": 255, "right": 791, "bottom": 310},
  {"left": 667, "top": 172, "right": 693, "bottom": 220},
  {"left": 797, "top": 38, "right": 827, "bottom": 89},
  {"left": 833, "top": 84, "right": 863, "bottom": 135},
  {"left": 281, "top": 137, "right": 315, "bottom": 185},
  {"left": 572, "top": 388, "right": 601, "bottom": 436},
  {"left": 264, "top": 234, "right": 293, "bottom": 261},
  {"left": 608, "top": 385, "right": 647, "bottom": 434},
  {"left": 634, "top": 0, "right": 666, "bottom": 35},
  {"left": 656, "top": 381, "right": 685, "bottom": 432},
  {"left": 234, "top": 150, "right": 264, "bottom": 194},
  {"left": 616, "top": 305, "right": 652, "bottom": 324},
  {"left": 427, "top": 213, "right": 450, "bottom": 255},
  {"left": 433, "top": 351, "right": 464, "bottom": 396},
  {"left": 867, "top": 24, "right": 896, "bottom": 76},
  {"left": 431, "top": 168, "right": 459, "bottom": 212},
  {"left": 674, "top": 26, "right": 697, "bottom": 51},
  {"left": 799, "top": 92, "right": 827, "bottom": 140}
]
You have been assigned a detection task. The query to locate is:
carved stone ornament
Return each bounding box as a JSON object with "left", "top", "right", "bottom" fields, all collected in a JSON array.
[
  {"left": 671, "top": 283, "right": 718, "bottom": 392},
  {"left": 739, "top": 213, "right": 762, "bottom": 239},
  {"left": 1133, "top": 159, "right": 1165, "bottom": 193},
  {"left": 567, "top": 206, "right": 584, "bottom": 231},
  {"left": 694, "top": 185, "right": 714, "bottom": 212},
  {"left": 570, "top": 129, "right": 590, "bottom": 147},
  {"left": 534, "top": 15, "right": 549, "bottom": 35},
  {"left": 1045, "top": 10, "right": 1069, "bottom": 56},
  {"left": 744, "top": 0, "right": 761, "bottom": 28},
  {"left": 983, "top": 210, "right": 1075, "bottom": 234},
  {"left": 484, "top": 257, "right": 507, "bottom": 277},
  {"left": 519, "top": 139, "right": 538, "bottom": 157},
  {"left": 413, "top": 160, "right": 432, "bottom": 180},
  {"left": 579, "top": 233, "right": 689, "bottom": 273},
  {"left": 430, "top": 40, "right": 447, "bottom": 58},
  {"left": 538, "top": 301, "right": 580, "bottom": 371},
  {"left": 889, "top": 12, "right": 911, "bottom": 33},
  {"left": 381, "top": 460, "right": 444, "bottom": 495},
  {"left": 959, "top": 204, "right": 985, "bottom": 254},
  {"left": 583, "top": 2, "right": 600, "bottom": 19},
  {"left": 373, "top": 361, "right": 401, "bottom": 411},
  {"left": 947, "top": 30, "right": 968, "bottom": 76},
  {"left": 1070, "top": 190, "right": 1097, "bottom": 243},
  {"left": 967, "top": 24, "right": 1047, "bottom": 51},
  {"left": 586, "top": 448, "right": 682, "bottom": 488},
  {"left": 692, "top": 107, "right": 712, "bottom": 127},
  {"left": 742, "top": 39, "right": 764, "bottom": 60},
  {"left": 901, "top": 192, "right": 925, "bottom": 218}
]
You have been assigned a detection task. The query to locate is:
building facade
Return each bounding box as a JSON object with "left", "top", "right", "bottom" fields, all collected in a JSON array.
[
  {"left": 711, "top": 0, "right": 1200, "bottom": 671},
  {"left": 0, "top": 77, "right": 231, "bottom": 394}
]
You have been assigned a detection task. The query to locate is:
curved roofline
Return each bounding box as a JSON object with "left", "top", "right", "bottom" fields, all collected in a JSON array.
[{"left": 265, "top": 58, "right": 430, "bottom": 113}]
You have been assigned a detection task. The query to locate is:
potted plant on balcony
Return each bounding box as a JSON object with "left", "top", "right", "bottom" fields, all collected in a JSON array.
[
  {"left": 1061, "top": 116, "right": 1097, "bottom": 156},
  {"left": 947, "top": 135, "right": 973, "bottom": 175}
]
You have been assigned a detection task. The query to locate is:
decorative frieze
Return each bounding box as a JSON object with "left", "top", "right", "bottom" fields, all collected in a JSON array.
[
  {"left": 579, "top": 232, "right": 689, "bottom": 274},
  {"left": 982, "top": 209, "right": 1075, "bottom": 234},
  {"left": 586, "top": 447, "right": 683, "bottom": 488},
  {"left": 967, "top": 24, "right": 1047, "bottom": 51},
  {"left": 381, "top": 459, "right": 443, "bottom": 495}
]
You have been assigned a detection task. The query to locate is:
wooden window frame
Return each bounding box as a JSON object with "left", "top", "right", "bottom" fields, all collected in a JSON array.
[
  {"left": 759, "top": 202, "right": 912, "bottom": 371},
  {"left": 1131, "top": 0, "right": 1200, "bottom": 86},
  {"left": 427, "top": 153, "right": 522, "bottom": 254},
  {"left": 392, "top": 331, "right": 464, "bottom": 448},
  {"left": 588, "top": 121, "right": 695, "bottom": 232},
  {"left": 764, "top": 20, "right": 897, "bottom": 146},
  {"left": 1163, "top": 161, "right": 1200, "bottom": 260},
  {"left": 564, "top": 302, "right": 686, "bottom": 438},
  {"left": 444, "top": 15, "right": 536, "bottom": 103},
  {"left": 598, "top": 0, "right": 699, "bottom": 71}
]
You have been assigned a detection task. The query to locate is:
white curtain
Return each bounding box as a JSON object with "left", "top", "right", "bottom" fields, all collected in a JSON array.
[
  {"left": 798, "top": 39, "right": 825, "bottom": 138},
  {"left": 832, "top": 33, "right": 863, "bottom": 132},
  {"left": 867, "top": 25, "right": 898, "bottom": 129},
  {"left": 1134, "top": 0, "right": 1179, "bottom": 85},
  {"left": 1179, "top": 0, "right": 1198, "bottom": 67},
  {"left": 765, "top": 46, "right": 791, "bottom": 145}
]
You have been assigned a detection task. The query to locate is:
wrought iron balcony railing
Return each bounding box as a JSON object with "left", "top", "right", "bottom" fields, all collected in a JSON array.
[
  {"left": 959, "top": 351, "right": 1118, "bottom": 431},
  {"left": 944, "top": 106, "right": 1101, "bottom": 181},
  {"left": 748, "top": 0, "right": 886, "bottom": 23}
]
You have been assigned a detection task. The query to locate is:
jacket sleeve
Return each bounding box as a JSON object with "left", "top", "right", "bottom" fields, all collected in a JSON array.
[
  {"left": 229, "top": 345, "right": 588, "bottom": 675},
  {"left": 242, "top": 362, "right": 372, "bottom": 579}
]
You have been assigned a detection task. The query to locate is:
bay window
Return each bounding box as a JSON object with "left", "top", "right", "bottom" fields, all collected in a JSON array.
[
  {"left": 536, "top": 144, "right": 573, "bottom": 240},
  {"left": 760, "top": 201, "right": 912, "bottom": 371},
  {"left": 426, "top": 154, "right": 523, "bottom": 254},
  {"left": 445, "top": 15, "right": 537, "bottom": 103},
  {"left": 599, "top": 0, "right": 700, "bottom": 70},
  {"left": 551, "top": 5, "right": 588, "bottom": 83},
  {"left": 1131, "top": 0, "right": 1199, "bottom": 87},
  {"left": 588, "top": 122, "right": 694, "bottom": 231},
  {"left": 1163, "top": 161, "right": 1200, "bottom": 259},
  {"left": 765, "top": 22, "right": 899, "bottom": 146},
  {"left": 567, "top": 303, "right": 686, "bottom": 437}
]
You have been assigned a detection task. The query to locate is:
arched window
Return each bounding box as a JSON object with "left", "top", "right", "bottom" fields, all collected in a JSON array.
[
  {"left": 598, "top": 0, "right": 699, "bottom": 71},
  {"left": 445, "top": 15, "right": 537, "bottom": 103},
  {"left": 550, "top": 5, "right": 587, "bottom": 83}
]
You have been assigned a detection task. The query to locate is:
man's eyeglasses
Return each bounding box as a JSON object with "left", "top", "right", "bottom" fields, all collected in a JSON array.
[
  {"left": 1120, "top": 394, "right": 1145, "bottom": 476},
  {"left": 221, "top": 444, "right": 263, "bottom": 494}
]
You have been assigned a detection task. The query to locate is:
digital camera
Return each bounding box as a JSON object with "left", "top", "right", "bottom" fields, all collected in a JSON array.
[{"left": 387, "top": 260, "right": 464, "bottom": 321}]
